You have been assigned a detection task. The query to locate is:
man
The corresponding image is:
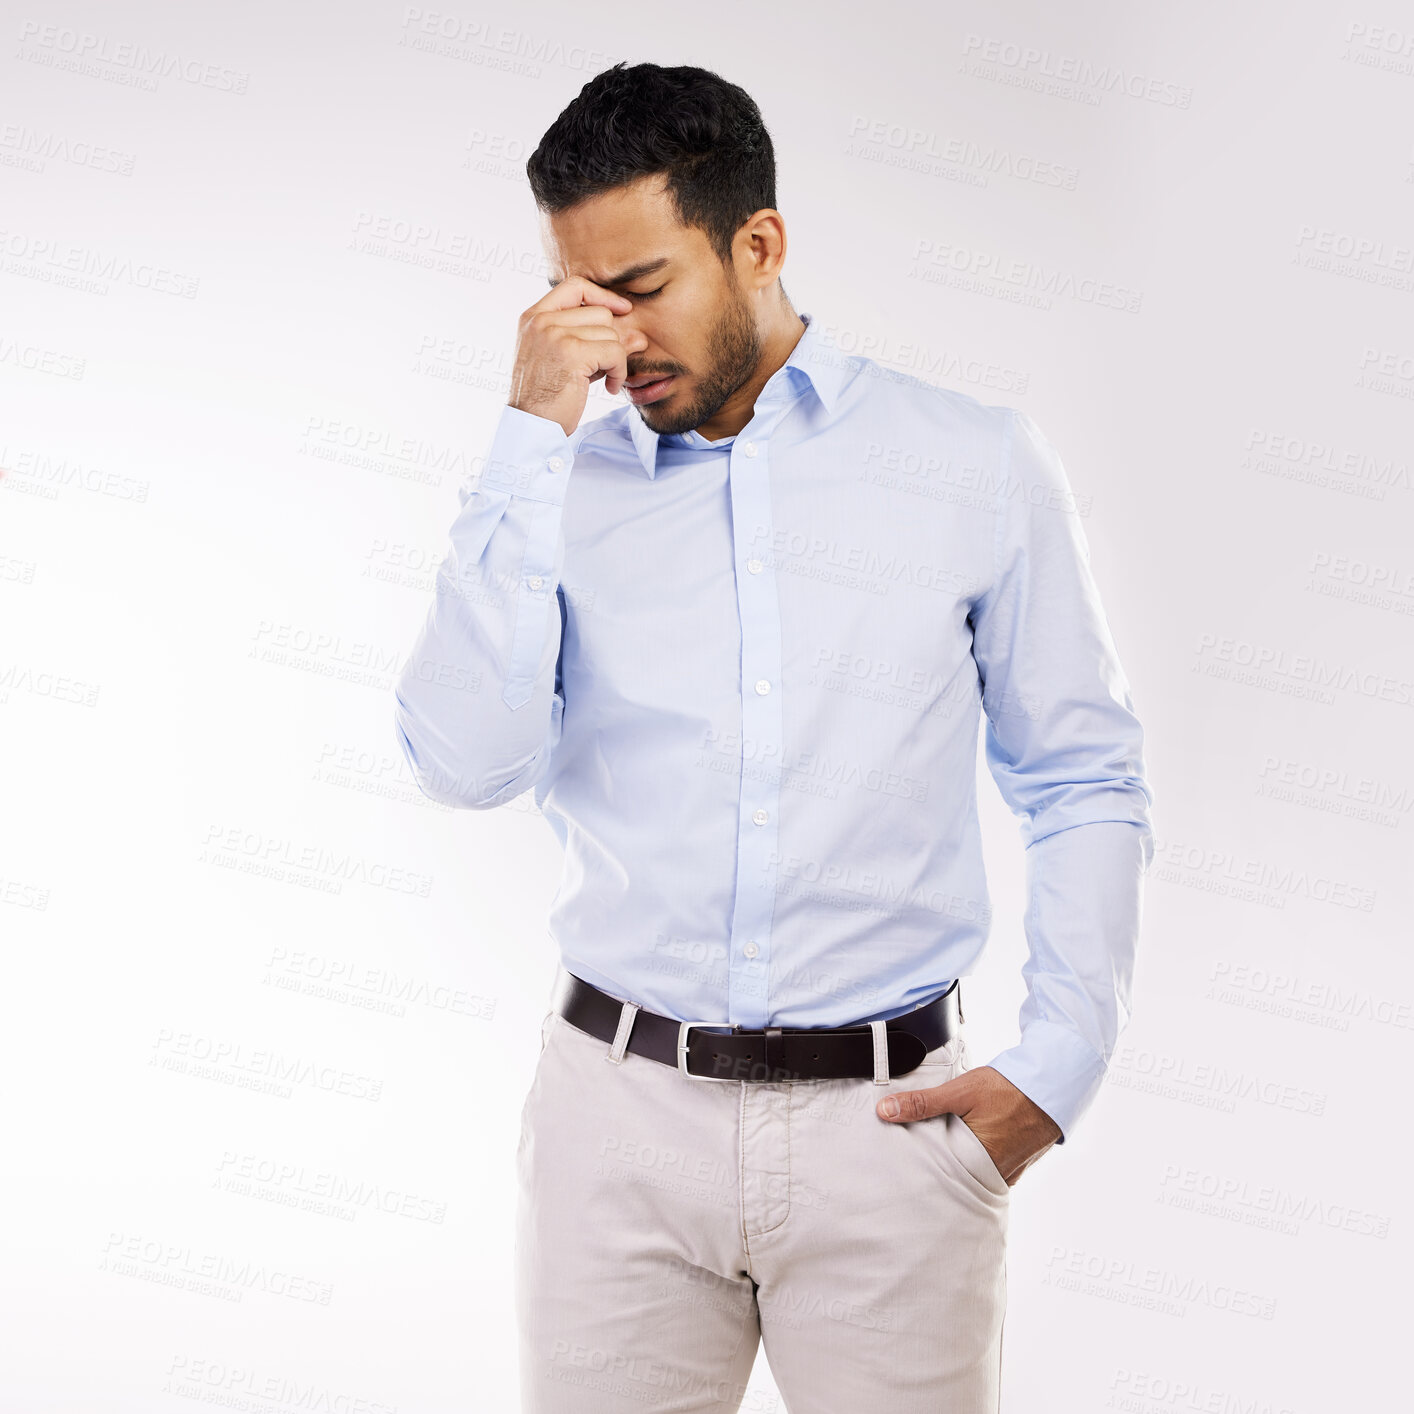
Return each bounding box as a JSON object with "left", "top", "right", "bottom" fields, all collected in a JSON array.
[{"left": 393, "top": 61, "right": 1153, "bottom": 1414}]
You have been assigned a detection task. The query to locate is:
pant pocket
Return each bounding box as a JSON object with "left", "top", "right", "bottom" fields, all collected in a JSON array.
[
  {"left": 518, "top": 1011, "right": 557, "bottom": 1146},
  {"left": 947, "top": 1113, "right": 1011, "bottom": 1198}
]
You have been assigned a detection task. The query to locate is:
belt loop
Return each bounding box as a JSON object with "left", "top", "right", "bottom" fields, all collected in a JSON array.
[
  {"left": 870, "top": 1019, "right": 890, "bottom": 1084},
  {"left": 606, "top": 1000, "right": 639, "bottom": 1064}
]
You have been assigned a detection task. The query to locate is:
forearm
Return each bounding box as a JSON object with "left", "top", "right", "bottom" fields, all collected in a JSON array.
[
  {"left": 981, "top": 817, "right": 1152, "bottom": 1143},
  {"left": 393, "top": 406, "right": 574, "bottom": 809}
]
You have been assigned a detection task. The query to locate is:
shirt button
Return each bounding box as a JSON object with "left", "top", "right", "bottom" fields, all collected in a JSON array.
[
  {"left": 752, "top": 808, "right": 769, "bottom": 825},
  {"left": 548, "top": 456, "right": 564, "bottom": 472},
  {"left": 742, "top": 441, "right": 757, "bottom": 458},
  {"left": 746, "top": 558, "right": 764, "bottom": 574},
  {"left": 754, "top": 679, "right": 771, "bottom": 695},
  {"left": 743, "top": 941, "right": 760, "bottom": 959},
  {"left": 527, "top": 575, "right": 544, "bottom": 590}
]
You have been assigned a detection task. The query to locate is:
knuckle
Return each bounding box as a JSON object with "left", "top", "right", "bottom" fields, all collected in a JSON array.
[{"left": 899, "top": 1090, "right": 930, "bottom": 1121}]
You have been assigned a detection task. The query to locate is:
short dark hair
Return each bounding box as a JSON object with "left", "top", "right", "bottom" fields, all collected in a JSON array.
[{"left": 526, "top": 62, "right": 778, "bottom": 265}]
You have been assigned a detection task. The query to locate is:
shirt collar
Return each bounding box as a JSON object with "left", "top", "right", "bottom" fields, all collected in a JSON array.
[{"left": 626, "top": 312, "right": 845, "bottom": 479}]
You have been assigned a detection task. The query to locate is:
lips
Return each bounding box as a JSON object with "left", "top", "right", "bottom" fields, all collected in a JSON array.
[{"left": 626, "top": 374, "right": 676, "bottom": 405}]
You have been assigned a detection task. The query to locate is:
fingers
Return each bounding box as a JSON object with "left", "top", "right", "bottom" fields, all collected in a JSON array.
[
  {"left": 603, "top": 331, "right": 630, "bottom": 395},
  {"left": 530, "top": 303, "right": 625, "bottom": 329},
  {"left": 555, "top": 324, "right": 630, "bottom": 393},
  {"left": 514, "top": 276, "right": 645, "bottom": 404},
  {"left": 532, "top": 275, "right": 633, "bottom": 316},
  {"left": 558, "top": 322, "right": 645, "bottom": 397}
]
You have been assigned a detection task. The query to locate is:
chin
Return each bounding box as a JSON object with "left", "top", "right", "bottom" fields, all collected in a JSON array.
[{"left": 640, "top": 397, "right": 693, "bottom": 436}]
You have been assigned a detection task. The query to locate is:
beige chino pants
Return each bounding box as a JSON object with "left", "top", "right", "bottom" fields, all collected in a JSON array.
[{"left": 515, "top": 991, "right": 1011, "bottom": 1413}]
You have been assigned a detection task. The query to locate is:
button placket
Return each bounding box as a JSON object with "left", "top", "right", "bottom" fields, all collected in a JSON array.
[{"left": 725, "top": 412, "right": 787, "bottom": 1028}]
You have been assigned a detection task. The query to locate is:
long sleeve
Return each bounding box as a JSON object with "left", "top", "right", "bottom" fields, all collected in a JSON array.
[
  {"left": 392, "top": 404, "right": 577, "bottom": 809},
  {"left": 967, "top": 409, "right": 1154, "bottom": 1144}
]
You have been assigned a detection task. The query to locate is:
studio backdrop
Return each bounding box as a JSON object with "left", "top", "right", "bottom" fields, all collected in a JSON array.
[{"left": 2, "top": 2, "right": 1409, "bottom": 1410}]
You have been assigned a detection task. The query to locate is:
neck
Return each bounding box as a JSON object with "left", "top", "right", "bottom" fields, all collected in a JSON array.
[{"left": 694, "top": 311, "right": 807, "bottom": 441}]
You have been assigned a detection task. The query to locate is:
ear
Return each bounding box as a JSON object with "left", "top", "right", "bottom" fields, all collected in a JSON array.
[{"left": 736, "top": 208, "right": 788, "bottom": 291}]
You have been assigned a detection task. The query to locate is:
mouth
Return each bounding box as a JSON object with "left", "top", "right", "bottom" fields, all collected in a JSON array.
[{"left": 625, "top": 373, "right": 677, "bottom": 405}]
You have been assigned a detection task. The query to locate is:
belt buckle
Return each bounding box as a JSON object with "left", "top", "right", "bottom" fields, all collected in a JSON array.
[{"left": 677, "top": 1021, "right": 740, "bottom": 1081}]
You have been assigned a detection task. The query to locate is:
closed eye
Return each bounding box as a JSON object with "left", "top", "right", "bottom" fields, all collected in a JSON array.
[{"left": 623, "top": 285, "right": 665, "bottom": 300}]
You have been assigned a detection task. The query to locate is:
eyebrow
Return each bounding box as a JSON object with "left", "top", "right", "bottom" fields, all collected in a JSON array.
[{"left": 546, "top": 257, "right": 670, "bottom": 291}]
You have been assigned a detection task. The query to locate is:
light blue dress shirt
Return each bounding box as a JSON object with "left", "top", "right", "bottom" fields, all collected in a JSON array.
[{"left": 393, "top": 312, "right": 1154, "bottom": 1143}]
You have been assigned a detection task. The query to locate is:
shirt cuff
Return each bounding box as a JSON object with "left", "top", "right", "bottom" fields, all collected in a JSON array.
[
  {"left": 478, "top": 404, "right": 577, "bottom": 504},
  {"left": 977, "top": 1019, "right": 1110, "bottom": 1146}
]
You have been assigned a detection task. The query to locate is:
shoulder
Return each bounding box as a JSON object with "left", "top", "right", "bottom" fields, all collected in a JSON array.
[
  {"left": 829, "top": 352, "right": 1081, "bottom": 525},
  {"left": 857, "top": 358, "right": 1066, "bottom": 484},
  {"left": 832, "top": 348, "right": 1017, "bottom": 460}
]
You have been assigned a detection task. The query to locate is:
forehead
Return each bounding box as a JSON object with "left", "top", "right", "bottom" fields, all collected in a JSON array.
[{"left": 542, "top": 173, "right": 705, "bottom": 285}]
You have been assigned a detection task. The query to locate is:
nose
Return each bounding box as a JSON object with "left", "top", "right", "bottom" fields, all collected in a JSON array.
[{"left": 613, "top": 313, "right": 650, "bottom": 356}]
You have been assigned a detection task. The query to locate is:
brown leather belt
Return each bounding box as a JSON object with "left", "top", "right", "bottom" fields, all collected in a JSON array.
[{"left": 551, "top": 969, "right": 963, "bottom": 1083}]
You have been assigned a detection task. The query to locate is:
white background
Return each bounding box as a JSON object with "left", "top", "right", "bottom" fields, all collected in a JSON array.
[{"left": 2, "top": 2, "right": 1411, "bottom": 1410}]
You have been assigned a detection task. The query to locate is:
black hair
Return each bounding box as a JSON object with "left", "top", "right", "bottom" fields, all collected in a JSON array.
[{"left": 526, "top": 62, "right": 778, "bottom": 265}]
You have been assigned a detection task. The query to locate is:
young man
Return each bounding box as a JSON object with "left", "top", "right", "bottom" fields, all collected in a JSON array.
[{"left": 394, "top": 61, "right": 1153, "bottom": 1414}]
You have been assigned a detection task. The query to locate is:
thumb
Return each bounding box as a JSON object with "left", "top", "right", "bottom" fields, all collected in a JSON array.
[{"left": 876, "top": 1075, "right": 962, "bottom": 1123}]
